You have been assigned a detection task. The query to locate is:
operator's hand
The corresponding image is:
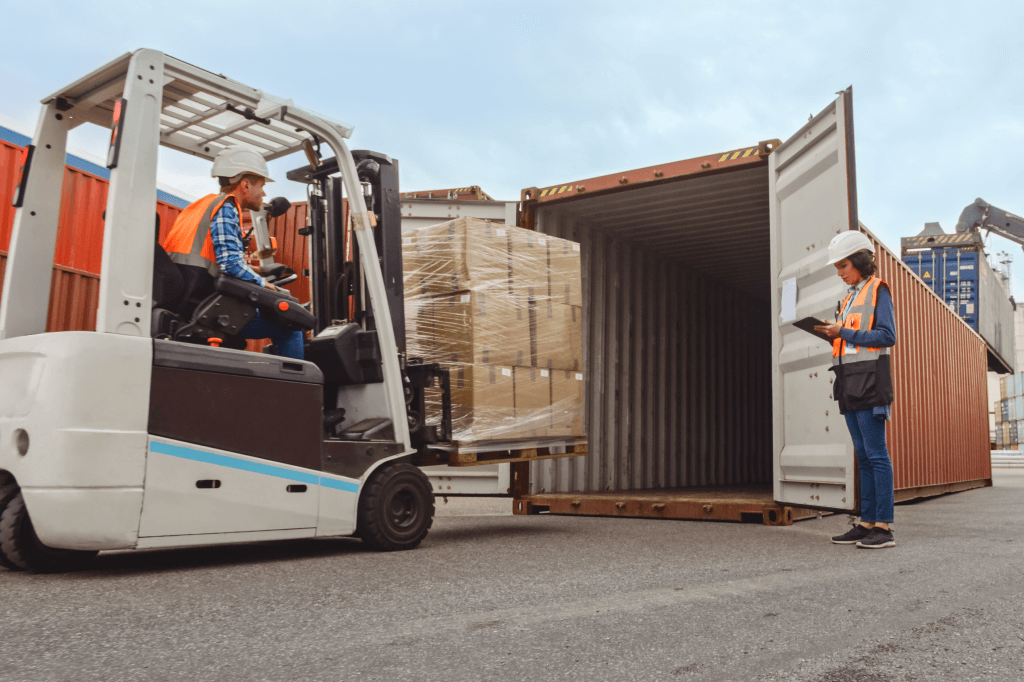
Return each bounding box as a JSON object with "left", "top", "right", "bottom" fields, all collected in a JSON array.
[
  {"left": 263, "top": 281, "right": 278, "bottom": 292},
  {"left": 814, "top": 322, "right": 843, "bottom": 339}
]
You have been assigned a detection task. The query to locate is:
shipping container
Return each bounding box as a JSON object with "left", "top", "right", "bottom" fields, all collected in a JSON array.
[
  {"left": 512, "top": 89, "right": 992, "bottom": 525},
  {"left": 901, "top": 226, "right": 1014, "bottom": 374},
  {"left": 0, "top": 133, "right": 187, "bottom": 331}
]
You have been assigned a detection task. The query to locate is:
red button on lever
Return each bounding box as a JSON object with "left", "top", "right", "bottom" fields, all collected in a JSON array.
[
  {"left": 207, "top": 337, "right": 223, "bottom": 348},
  {"left": 278, "top": 301, "right": 289, "bottom": 311}
]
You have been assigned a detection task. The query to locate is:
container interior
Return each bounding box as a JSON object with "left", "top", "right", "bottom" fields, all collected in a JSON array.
[{"left": 532, "top": 164, "right": 774, "bottom": 495}]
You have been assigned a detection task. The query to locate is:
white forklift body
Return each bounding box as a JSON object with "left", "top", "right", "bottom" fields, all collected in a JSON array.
[{"left": 0, "top": 49, "right": 429, "bottom": 568}]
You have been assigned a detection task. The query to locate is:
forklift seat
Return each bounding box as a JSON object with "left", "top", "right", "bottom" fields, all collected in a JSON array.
[{"left": 151, "top": 243, "right": 315, "bottom": 347}]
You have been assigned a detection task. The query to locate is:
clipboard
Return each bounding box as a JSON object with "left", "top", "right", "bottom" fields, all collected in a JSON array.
[{"left": 793, "top": 317, "right": 834, "bottom": 344}]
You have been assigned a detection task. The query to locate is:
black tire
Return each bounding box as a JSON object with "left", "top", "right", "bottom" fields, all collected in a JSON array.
[
  {"left": 0, "top": 483, "right": 21, "bottom": 570},
  {"left": 0, "top": 492, "right": 98, "bottom": 573},
  {"left": 356, "top": 463, "right": 434, "bottom": 551}
]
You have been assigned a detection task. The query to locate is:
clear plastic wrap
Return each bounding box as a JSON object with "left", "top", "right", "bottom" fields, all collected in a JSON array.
[{"left": 403, "top": 217, "right": 584, "bottom": 443}]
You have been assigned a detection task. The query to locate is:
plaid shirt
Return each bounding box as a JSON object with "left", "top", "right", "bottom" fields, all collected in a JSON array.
[{"left": 210, "top": 199, "right": 264, "bottom": 286}]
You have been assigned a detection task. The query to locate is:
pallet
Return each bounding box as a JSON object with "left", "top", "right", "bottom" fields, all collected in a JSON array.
[
  {"left": 416, "top": 439, "right": 588, "bottom": 468},
  {"left": 511, "top": 486, "right": 821, "bottom": 526}
]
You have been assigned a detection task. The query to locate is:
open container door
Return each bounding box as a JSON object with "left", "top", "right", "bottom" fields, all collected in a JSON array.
[{"left": 769, "top": 87, "right": 859, "bottom": 514}]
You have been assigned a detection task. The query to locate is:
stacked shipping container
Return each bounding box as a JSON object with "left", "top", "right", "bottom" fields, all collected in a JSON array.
[{"left": 993, "top": 372, "right": 1024, "bottom": 448}]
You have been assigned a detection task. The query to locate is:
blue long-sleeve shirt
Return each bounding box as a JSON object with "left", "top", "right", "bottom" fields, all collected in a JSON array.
[
  {"left": 838, "top": 279, "right": 896, "bottom": 418},
  {"left": 210, "top": 200, "right": 264, "bottom": 286}
]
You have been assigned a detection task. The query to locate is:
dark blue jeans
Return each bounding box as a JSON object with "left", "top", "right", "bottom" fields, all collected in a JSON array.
[
  {"left": 239, "top": 312, "right": 305, "bottom": 360},
  {"left": 844, "top": 409, "right": 895, "bottom": 523}
]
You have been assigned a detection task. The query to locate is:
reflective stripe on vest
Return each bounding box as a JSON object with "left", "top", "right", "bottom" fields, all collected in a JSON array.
[
  {"left": 832, "top": 276, "right": 890, "bottom": 365},
  {"left": 161, "top": 194, "right": 235, "bottom": 277}
]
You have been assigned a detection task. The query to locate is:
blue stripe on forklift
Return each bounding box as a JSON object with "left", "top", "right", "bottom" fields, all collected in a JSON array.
[
  {"left": 150, "top": 441, "right": 321, "bottom": 486},
  {"left": 319, "top": 476, "right": 360, "bottom": 493}
]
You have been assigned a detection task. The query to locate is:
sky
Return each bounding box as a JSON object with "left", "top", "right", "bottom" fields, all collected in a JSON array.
[{"left": 3, "top": 0, "right": 1024, "bottom": 296}]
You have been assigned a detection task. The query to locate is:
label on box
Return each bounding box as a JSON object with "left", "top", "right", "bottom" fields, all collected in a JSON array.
[
  {"left": 539, "top": 238, "right": 547, "bottom": 246},
  {"left": 496, "top": 228, "right": 506, "bottom": 236},
  {"left": 541, "top": 369, "right": 549, "bottom": 377},
  {"left": 461, "top": 294, "right": 471, "bottom": 303},
  {"left": 502, "top": 368, "right": 512, "bottom": 377},
  {"left": 403, "top": 237, "right": 412, "bottom": 246},
  {"left": 575, "top": 373, "right": 583, "bottom": 380},
  {"left": 572, "top": 244, "right": 580, "bottom": 251}
]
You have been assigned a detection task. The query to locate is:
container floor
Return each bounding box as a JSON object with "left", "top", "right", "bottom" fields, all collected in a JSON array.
[{"left": 514, "top": 485, "right": 819, "bottom": 526}]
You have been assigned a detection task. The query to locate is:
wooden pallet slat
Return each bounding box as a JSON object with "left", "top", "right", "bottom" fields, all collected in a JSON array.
[{"left": 415, "top": 440, "right": 588, "bottom": 468}]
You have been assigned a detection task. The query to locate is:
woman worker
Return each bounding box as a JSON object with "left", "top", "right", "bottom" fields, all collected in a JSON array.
[{"left": 814, "top": 231, "right": 897, "bottom": 549}]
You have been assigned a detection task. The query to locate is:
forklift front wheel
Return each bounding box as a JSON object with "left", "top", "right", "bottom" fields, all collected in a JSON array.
[
  {"left": 0, "top": 482, "right": 21, "bottom": 570},
  {"left": 0, "top": 491, "right": 98, "bottom": 573},
  {"left": 356, "top": 463, "right": 434, "bottom": 551}
]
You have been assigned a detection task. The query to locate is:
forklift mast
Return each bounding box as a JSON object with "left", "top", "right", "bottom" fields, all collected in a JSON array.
[{"left": 286, "top": 153, "right": 405, "bottom": 353}]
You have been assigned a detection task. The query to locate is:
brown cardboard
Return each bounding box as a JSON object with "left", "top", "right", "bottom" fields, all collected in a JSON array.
[
  {"left": 402, "top": 232, "right": 434, "bottom": 299},
  {"left": 432, "top": 287, "right": 530, "bottom": 368},
  {"left": 534, "top": 301, "right": 583, "bottom": 371},
  {"left": 447, "top": 361, "right": 516, "bottom": 441},
  {"left": 548, "top": 235, "right": 582, "bottom": 306},
  {"left": 548, "top": 369, "right": 585, "bottom": 437},
  {"left": 411, "top": 218, "right": 510, "bottom": 295},
  {"left": 509, "top": 228, "right": 549, "bottom": 293},
  {"left": 514, "top": 366, "right": 554, "bottom": 438}
]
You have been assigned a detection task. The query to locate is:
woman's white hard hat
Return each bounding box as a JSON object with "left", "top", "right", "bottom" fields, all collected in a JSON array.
[
  {"left": 211, "top": 145, "right": 274, "bottom": 183},
  {"left": 826, "top": 231, "right": 874, "bottom": 265}
]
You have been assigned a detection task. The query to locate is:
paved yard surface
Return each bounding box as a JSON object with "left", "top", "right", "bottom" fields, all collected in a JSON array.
[{"left": 1, "top": 471, "right": 1022, "bottom": 682}]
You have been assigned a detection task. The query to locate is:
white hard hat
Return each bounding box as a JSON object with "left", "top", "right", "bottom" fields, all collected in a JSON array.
[
  {"left": 826, "top": 231, "right": 874, "bottom": 265},
  {"left": 211, "top": 145, "right": 274, "bottom": 183}
]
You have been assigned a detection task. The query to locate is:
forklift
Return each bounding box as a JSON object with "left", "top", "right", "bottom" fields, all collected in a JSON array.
[{"left": 0, "top": 49, "right": 451, "bottom": 572}]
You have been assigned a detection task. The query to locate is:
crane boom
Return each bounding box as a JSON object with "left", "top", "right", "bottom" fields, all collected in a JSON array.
[{"left": 955, "top": 198, "right": 1024, "bottom": 248}]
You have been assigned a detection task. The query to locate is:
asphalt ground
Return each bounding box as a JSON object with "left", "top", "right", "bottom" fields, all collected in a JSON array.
[{"left": 1, "top": 471, "right": 1022, "bottom": 682}]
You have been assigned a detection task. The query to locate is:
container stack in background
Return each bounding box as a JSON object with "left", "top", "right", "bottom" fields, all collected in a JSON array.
[
  {"left": 994, "top": 372, "right": 1024, "bottom": 449},
  {"left": 403, "top": 217, "right": 584, "bottom": 444},
  {"left": 900, "top": 221, "right": 1015, "bottom": 374}
]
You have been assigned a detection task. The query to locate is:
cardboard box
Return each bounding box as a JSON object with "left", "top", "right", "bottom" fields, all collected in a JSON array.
[
  {"left": 509, "top": 228, "right": 549, "bottom": 293},
  {"left": 548, "top": 369, "right": 585, "bottom": 437},
  {"left": 448, "top": 361, "right": 516, "bottom": 441},
  {"left": 410, "top": 218, "right": 510, "bottom": 295},
  {"left": 548, "top": 235, "right": 582, "bottom": 307},
  {"left": 534, "top": 301, "right": 583, "bottom": 371},
  {"left": 432, "top": 287, "right": 530, "bottom": 368},
  {"left": 514, "top": 366, "right": 553, "bottom": 438}
]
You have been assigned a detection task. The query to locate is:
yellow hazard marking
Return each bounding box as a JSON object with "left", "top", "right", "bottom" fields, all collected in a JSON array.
[
  {"left": 923, "top": 270, "right": 932, "bottom": 278},
  {"left": 718, "top": 147, "right": 759, "bottom": 162}
]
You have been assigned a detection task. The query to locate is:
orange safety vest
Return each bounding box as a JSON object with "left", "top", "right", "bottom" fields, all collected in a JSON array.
[
  {"left": 162, "top": 193, "right": 238, "bottom": 276},
  {"left": 832, "top": 276, "right": 889, "bottom": 361},
  {"left": 830, "top": 275, "right": 895, "bottom": 412}
]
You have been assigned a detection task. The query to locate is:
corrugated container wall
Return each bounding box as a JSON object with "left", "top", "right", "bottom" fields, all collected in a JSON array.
[
  {"left": 0, "top": 139, "right": 183, "bottom": 331},
  {"left": 523, "top": 155, "right": 990, "bottom": 501}
]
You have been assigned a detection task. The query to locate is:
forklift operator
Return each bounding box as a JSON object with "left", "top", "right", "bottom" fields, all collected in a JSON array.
[{"left": 162, "top": 145, "right": 304, "bottom": 359}]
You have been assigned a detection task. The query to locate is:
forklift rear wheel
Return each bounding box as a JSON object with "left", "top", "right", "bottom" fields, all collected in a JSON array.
[
  {"left": 356, "top": 463, "right": 434, "bottom": 551},
  {"left": 0, "top": 483, "right": 21, "bottom": 570},
  {"left": 0, "top": 492, "right": 98, "bottom": 573}
]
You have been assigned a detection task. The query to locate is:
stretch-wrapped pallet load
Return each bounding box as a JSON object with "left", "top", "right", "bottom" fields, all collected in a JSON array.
[{"left": 403, "top": 217, "right": 584, "bottom": 443}]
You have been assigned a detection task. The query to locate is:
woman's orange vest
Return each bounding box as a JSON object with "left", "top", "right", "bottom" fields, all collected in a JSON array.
[
  {"left": 832, "top": 276, "right": 889, "bottom": 360},
  {"left": 161, "top": 194, "right": 237, "bottom": 276}
]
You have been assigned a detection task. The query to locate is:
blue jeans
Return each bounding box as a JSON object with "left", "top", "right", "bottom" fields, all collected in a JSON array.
[
  {"left": 844, "top": 409, "right": 895, "bottom": 523},
  {"left": 240, "top": 312, "right": 305, "bottom": 360}
]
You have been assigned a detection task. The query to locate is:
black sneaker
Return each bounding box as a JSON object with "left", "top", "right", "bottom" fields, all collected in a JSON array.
[
  {"left": 831, "top": 524, "right": 873, "bottom": 545},
  {"left": 856, "top": 527, "right": 896, "bottom": 549}
]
